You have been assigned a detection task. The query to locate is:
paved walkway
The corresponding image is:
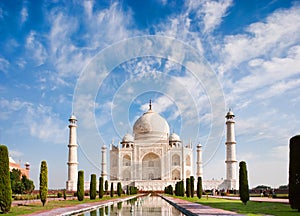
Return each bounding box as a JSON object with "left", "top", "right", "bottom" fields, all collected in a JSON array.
[
  {"left": 210, "top": 195, "right": 289, "bottom": 204},
  {"left": 160, "top": 195, "right": 244, "bottom": 216}
]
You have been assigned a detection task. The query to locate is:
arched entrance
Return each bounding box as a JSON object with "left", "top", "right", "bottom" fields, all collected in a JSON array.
[
  {"left": 142, "top": 153, "right": 161, "bottom": 180},
  {"left": 172, "top": 169, "right": 180, "bottom": 180}
]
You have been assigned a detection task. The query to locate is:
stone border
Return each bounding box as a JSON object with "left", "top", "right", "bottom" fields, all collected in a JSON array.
[
  {"left": 159, "top": 194, "right": 242, "bottom": 216},
  {"left": 60, "top": 195, "right": 142, "bottom": 216}
]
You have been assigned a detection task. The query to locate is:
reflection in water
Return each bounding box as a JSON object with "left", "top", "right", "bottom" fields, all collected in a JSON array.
[
  {"left": 80, "top": 195, "right": 185, "bottom": 216},
  {"left": 90, "top": 210, "right": 97, "bottom": 216}
]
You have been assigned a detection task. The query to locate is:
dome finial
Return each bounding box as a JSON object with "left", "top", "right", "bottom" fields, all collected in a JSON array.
[{"left": 149, "top": 99, "right": 152, "bottom": 110}]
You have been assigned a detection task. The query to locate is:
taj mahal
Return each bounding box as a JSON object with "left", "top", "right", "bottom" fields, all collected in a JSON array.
[{"left": 66, "top": 101, "right": 237, "bottom": 191}]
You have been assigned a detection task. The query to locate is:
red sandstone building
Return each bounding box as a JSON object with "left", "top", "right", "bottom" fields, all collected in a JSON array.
[{"left": 9, "top": 156, "right": 30, "bottom": 178}]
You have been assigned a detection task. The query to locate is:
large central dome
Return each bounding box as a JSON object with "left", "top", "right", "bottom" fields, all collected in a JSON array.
[{"left": 133, "top": 107, "right": 170, "bottom": 141}]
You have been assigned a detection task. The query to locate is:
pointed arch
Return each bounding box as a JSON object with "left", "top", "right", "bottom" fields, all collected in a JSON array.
[
  {"left": 172, "top": 169, "right": 180, "bottom": 180},
  {"left": 123, "top": 155, "right": 131, "bottom": 166},
  {"left": 172, "top": 154, "right": 180, "bottom": 166},
  {"left": 142, "top": 152, "right": 161, "bottom": 180},
  {"left": 186, "top": 155, "right": 191, "bottom": 166}
]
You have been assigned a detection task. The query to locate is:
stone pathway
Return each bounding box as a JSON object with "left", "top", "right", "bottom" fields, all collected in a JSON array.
[
  {"left": 23, "top": 195, "right": 138, "bottom": 216},
  {"left": 160, "top": 195, "right": 244, "bottom": 216}
]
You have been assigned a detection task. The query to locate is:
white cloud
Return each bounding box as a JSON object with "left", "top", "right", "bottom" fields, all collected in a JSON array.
[
  {"left": 256, "top": 79, "right": 300, "bottom": 100},
  {"left": 25, "top": 31, "right": 47, "bottom": 66},
  {"left": 20, "top": 6, "right": 28, "bottom": 24},
  {"left": 9, "top": 149, "right": 24, "bottom": 158},
  {"left": 200, "top": 0, "right": 233, "bottom": 33},
  {"left": 219, "top": 5, "right": 300, "bottom": 73},
  {"left": 25, "top": 104, "right": 67, "bottom": 144},
  {"left": 0, "top": 98, "right": 32, "bottom": 119},
  {"left": 83, "top": 1, "right": 94, "bottom": 19},
  {"left": 0, "top": 97, "right": 67, "bottom": 144},
  {"left": 0, "top": 57, "right": 9, "bottom": 74},
  {"left": 232, "top": 45, "right": 300, "bottom": 97},
  {"left": 270, "top": 145, "right": 288, "bottom": 161}
]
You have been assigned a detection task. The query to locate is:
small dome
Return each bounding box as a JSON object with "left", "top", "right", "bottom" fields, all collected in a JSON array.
[
  {"left": 226, "top": 110, "right": 235, "bottom": 118},
  {"left": 169, "top": 133, "right": 181, "bottom": 142},
  {"left": 122, "top": 133, "right": 134, "bottom": 143},
  {"left": 69, "top": 114, "right": 77, "bottom": 120}
]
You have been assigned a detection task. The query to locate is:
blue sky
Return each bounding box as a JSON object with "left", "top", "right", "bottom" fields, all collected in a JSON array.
[{"left": 0, "top": 0, "right": 299, "bottom": 189}]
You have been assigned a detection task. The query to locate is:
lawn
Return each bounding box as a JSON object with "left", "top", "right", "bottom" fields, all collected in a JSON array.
[
  {"left": 177, "top": 196, "right": 299, "bottom": 216},
  {"left": 4, "top": 195, "right": 130, "bottom": 216}
]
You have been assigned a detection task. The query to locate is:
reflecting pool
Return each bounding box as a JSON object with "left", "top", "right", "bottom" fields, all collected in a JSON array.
[{"left": 77, "top": 195, "right": 186, "bottom": 216}]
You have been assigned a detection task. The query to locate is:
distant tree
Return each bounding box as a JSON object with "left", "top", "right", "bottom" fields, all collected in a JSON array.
[
  {"left": 289, "top": 135, "right": 300, "bottom": 211},
  {"left": 165, "top": 185, "right": 173, "bottom": 195},
  {"left": 77, "top": 170, "right": 84, "bottom": 201},
  {"left": 126, "top": 185, "right": 129, "bottom": 195},
  {"left": 63, "top": 189, "right": 67, "bottom": 200},
  {"left": 239, "top": 161, "right": 249, "bottom": 205},
  {"left": 279, "top": 185, "right": 288, "bottom": 190},
  {"left": 10, "top": 169, "right": 34, "bottom": 195},
  {"left": 190, "top": 176, "right": 195, "bottom": 198},
  {"left": 0, "top": 145, "right": 12, "bottom": 213},
  {"left": 39, "top": 160, "right": 48, "bottom": 206},
  {"left": 186, "top": 178, "right": 191, "bottom": 197},
  {"left": 197, "top": 176, "right": 202, "bottom": 199},
  {"left": 10, "top": 168, "right": 22, "bottom": 194},
  {"left": 110, "top": 182, "right": 114, "bottom": 197},
  {"left": 90, "top": 174, "right": 97, "bottom": 200},
  {"left": 22, "top": 175, "right": 35, "bottom": 194},
  {"left": 99, "top": 177, "right": 104, "bottom": 198},
  {"left": 117, "top": 182, "right": 122, "bottom": 197},
  {"left": 105, "top": 180, "right": 108, "bottom": 195}
]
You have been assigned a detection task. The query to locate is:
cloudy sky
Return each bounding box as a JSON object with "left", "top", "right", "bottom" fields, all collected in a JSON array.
[{"left": 1, "top": 0, "right": 299, "bottom": 189}]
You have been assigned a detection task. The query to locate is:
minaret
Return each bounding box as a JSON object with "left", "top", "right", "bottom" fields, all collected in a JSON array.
[
  {"left": 225, "top": 109, "right": 237, "bottom": 190},
  {"left": 196, "top": 144, "right": 203, "bottom": 178},
  {"left": 101, "top": 145, "right": 107, "bottom": 181},
  {"left": 66, "top": 114, "right": 78, "bottom": 191}
]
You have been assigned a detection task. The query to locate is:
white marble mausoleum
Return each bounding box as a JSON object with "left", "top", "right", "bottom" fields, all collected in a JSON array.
[{"left": 66, "top": 101, "right": 238, "bottom": 191}]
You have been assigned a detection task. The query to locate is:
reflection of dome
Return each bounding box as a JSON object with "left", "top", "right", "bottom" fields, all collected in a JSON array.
[
  {"left": 122, "top": 133, "right": 134, "bottom": 143},
  {"left": 133, "top": 109, "right": 170, "bottom": 140},
  {"left": 169, "top": 133, "right": 180, "bottom": 142}
]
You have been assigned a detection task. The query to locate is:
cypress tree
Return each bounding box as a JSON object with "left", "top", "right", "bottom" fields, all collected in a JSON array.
[
  {"left": 77, "top": 170, "right": 84, "bottom": 201},
  {"left": 39, "top": 160, "right": 48, "bottom": 206},
  {"left": 117, "top": 182, "right": 122, "bottom": 197},
  {"left": 180, "top": 180, "right": 184, "bottom": 197},
  {"left": 190, "top": 176, "right": 195, "bottom": 198},
  {"left": 90, "top": 174, "right": 96, "bottom": 200},
  {"left": 289, "top": 135, "right": 300, "bottom": 211},
  {"left": 63, "top": 189, "right": 67, "bottom": 200},
  {"left": 105, "top": 180, "right": 108, "bottom": 195},
  {"left": 110, "top": 182, "right": 114, "bottom": 197},
  {"left": 99, "top": 177, "right": 104, "bottom": 198},
  {"left": 239, "top": 161, "right": 249, "bottom": 205},
  {"left": 186, "top": 178, "right": 191, "bottom": 197},
  {"left": 197, "top": 176, "right": 202, "bottom": 199},
  {"left": 0, "top": 145, "right": 12, "bottom": 213}
]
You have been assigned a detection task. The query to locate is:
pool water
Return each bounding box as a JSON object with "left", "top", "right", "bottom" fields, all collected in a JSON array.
[{"left": 77, "top": 195, "right": 186, "bottom": 216}]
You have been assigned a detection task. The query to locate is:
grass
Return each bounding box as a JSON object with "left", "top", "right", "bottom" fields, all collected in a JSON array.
[
  {"left": 3, "top": 195, "right": 131, "bottom": 215},
  {"left": 174, "top": 196, "right": 299, "bottom": 216}
]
